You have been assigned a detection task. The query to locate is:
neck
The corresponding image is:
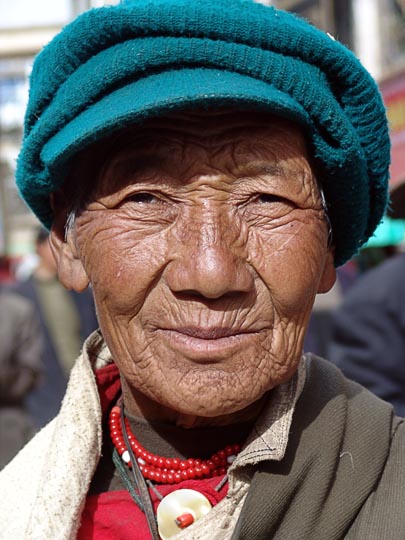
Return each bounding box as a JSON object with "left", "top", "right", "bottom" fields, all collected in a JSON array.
[{"left": 124, "top": 412, "right": 252, "bottom": 461}]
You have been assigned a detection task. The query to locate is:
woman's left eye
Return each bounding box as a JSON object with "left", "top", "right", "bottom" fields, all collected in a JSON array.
[
  {"left": 125, "top": 192, "right": 159, "bottom": 204},
  {"left": 241, "top": 192, "right": 295, "bottom": 219}
]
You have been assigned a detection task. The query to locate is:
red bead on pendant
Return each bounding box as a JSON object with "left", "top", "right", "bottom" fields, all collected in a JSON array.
[{"left": 175, "top": 513, "right": 194, "bottom": 528}]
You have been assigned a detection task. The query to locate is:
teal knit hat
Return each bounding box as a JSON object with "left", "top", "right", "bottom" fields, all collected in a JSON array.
[{"left": 16, "top": 0, "right": 390, "bottom": 265}]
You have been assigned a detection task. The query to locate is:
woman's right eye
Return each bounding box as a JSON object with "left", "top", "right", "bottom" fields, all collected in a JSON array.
[{"left": 255, "top": 193, "right": 283, "bottom": 204}]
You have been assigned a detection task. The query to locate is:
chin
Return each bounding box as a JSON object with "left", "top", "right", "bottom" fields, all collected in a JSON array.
[{"left": 170, "top": 392, "right": 266, "bottom": 424}]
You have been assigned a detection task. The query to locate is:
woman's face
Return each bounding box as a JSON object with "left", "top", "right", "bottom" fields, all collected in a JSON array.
[{"left": 53, "top": 111, "right": 335, "bottom": 423}]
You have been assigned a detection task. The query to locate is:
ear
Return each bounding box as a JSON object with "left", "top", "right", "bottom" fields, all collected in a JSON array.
[
  {"left": 317, "top": 246, "right": 336, "bottom": 294},
  {"left": 49, "top": 228, "right": 89, "bottom": 292},
  {"left": 49, "top": 193, "right": 90, "bottom": 292}
]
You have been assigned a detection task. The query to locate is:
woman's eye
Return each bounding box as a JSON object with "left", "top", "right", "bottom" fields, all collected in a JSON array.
[
  {"left": 242, "top": 193, "right": 295, "bottom": 220},
  {"left": 126, "top": 192, "right": 158, "bottom": 204},
  {"left": 256, "top": 193, "right": 283, "bottom": 204}
]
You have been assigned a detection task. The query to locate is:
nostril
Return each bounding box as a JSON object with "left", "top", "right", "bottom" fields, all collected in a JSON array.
[
  {"left": 177, "top": 289, "right": 206, "bottom": 300},
  {"left": 164, "top": 235, "right": 254, "bottom": 298},
  {"left": 173, "top": 289, "right": 250, "bottom": 303}
]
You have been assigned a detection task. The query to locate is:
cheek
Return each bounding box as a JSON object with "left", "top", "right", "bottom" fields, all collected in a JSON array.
[
  {"left": 249, "top": 215, "right": 328, "bottom": 317},
  {"left": 75, "top": 215, "right": 169, "bottom": 314}
]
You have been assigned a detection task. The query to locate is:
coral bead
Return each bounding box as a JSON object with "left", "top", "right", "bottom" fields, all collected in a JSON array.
[
  {"left": 195, "top": 466, "right": 203, "bottom": 478},
  {"left": 174, "top": 472, "right": 182, "bottom": 482},
  {"left": 175, "top": 513, "right": 195, "bottom": 529},
  {"left": 201, "top": 464, "right": 210, "bottom": 476},
  {"left": 171, "top": 458, "right": 180, "bottom": 470},
  {"left": 154, "top": 470, "right": 162, "bottom": 483},
  {"left": 186, "top": 468, "right": 196, "bottom": 479}
]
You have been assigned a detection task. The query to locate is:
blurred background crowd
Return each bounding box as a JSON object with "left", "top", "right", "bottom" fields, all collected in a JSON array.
[{"left": 1, "top": 0, "right": 405, "bottom": 467}]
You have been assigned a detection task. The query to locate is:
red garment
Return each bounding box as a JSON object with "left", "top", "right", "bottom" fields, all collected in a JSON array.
[
  {"left": 78, "top": 476, "right": 227, "bottom": 540},
  {"left": 77, "top": 363, "right": 228, "bottom": 540}
]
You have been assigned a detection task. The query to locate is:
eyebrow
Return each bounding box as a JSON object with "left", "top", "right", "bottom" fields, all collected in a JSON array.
[
  {"left": 236, "top": 162, "right": 290, "bottom": 178},
  {"left": 109, "top": 154, "right": 163, "bottom": 181}
]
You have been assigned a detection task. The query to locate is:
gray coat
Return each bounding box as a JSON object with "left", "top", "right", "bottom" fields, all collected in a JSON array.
[{"left": 0, "top": 291, "right": 42, "bottom": 468}]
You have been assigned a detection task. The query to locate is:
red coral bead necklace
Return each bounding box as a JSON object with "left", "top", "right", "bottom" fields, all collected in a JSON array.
[{"left": 109, "top": 405, "right": 242, "bottom": 484}]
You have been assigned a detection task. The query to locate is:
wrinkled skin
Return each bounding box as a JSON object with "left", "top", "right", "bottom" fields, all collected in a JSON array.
[{"left": 50, "top": 111, "right": 335, "bottom": 428}]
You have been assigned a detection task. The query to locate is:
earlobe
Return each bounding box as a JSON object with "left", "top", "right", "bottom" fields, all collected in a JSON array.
[
  {"left": 317, "top": 247, "right": 336, "bottom": 294},
  {"left": 49, "top": 224, "right": 90, "bottom": 292}
]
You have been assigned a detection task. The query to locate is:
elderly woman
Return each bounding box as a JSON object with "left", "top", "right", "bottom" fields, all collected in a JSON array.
[{"left": 1, "top": 0, "right": 404, "bottom": 539}]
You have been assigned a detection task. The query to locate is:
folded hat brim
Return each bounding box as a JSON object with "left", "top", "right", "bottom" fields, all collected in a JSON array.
[{"left": 41, "top": 67, "right": 309, "bottom": 179}]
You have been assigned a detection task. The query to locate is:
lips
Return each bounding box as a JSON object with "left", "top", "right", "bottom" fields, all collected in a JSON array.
[
  {"left": 169, "top": 326, "right": 248, "bottom": 340},
  {"left": 155, "top": 325, "right": 261, "bottom": 360}
]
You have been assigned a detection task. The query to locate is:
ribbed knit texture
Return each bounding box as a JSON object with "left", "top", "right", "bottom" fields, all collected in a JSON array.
[{"left": 16, "top": 0, "right": 390, "bottom": 265}]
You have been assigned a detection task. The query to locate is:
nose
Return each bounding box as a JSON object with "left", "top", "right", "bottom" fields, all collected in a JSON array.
[{"left": 164, "top": 208, "right": 254, "bottom": 299}]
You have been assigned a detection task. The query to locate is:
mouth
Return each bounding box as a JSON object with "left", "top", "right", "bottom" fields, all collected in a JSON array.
[
  {"left": 155, "top": 326, "right": 262, "bottom": 360},
  {"left": 170, "top": 326, "right": 250, "bottom": 339}
]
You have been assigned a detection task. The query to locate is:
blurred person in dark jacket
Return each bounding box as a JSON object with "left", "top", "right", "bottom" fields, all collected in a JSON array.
[
  {"left": 0, "top": 289, "right": 42, "bottom": 468},
  {"left": 13, "top": 228, "right": 98, "bottom": 428},
  {"left": 328, "top": 252, "right": 405, "bottom": 415},
  {"left": 328, "top": 180, "right": 405, "bottom": 416}
]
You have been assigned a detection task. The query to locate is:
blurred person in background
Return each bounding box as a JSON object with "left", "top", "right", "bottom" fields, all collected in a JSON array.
[
  {"left": 0, "top": 288, "right": 42, "bottom": 468},
  {"left": 328, "top": 179, "right": 405, "bottom": 416},
  {"left": 13, "top": 228, "right": 98, "bottom": 428},
  {"left": 304, "top": 278, "right": 343, "bottom": 358},
  {"left": 328, "top": 250, "right": 405, "bottom": 416},
  {"left": 304, "top": 261, "right": 359, "bottom": 358}
]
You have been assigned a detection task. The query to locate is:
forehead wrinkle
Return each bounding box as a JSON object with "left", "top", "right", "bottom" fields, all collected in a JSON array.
[
  {"left": 90, "top": 117, "right": 312, "bottom": 198},
  {"left": 102, "top": 142, "right": 243, "bottom": 190},
  {"left": 101, "top": 155, "right": 163, "bottom": 187},
  {"left": 114, "top": 122, "right": 298, "bottom": 160}
]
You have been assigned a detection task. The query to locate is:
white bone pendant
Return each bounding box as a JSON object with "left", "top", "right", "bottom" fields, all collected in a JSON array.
[{"left": 156, "top": 489, "right": 212, "bottom": 539}]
